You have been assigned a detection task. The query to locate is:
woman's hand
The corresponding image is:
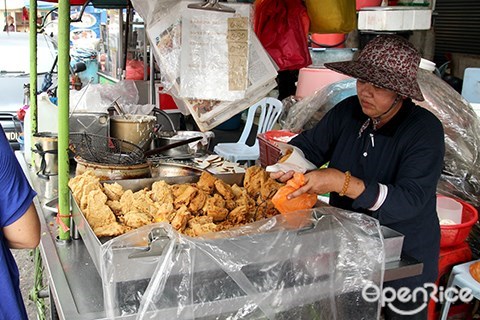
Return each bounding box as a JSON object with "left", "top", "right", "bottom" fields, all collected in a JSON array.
[
  {"left": 289, "top": 168, "right": 344, "bottom": 199},
  {"left": 269, "top": 170, "right": 295, "bottom": 183},
  {"left": 271, "top": 168, "right": 366, "bottom": 200}
]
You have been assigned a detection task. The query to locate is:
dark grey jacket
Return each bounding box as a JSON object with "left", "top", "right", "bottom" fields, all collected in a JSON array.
[{"left": 290, "top": 95, "right": 445, "bottom": 289}]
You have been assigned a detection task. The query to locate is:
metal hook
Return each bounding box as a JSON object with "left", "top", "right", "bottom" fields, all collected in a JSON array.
[
  {"left": 187, "top": 0, "right": 236, "bottom": 13},
  {"left": 128, "top": 227, "right": 171, "bottom": 259}
]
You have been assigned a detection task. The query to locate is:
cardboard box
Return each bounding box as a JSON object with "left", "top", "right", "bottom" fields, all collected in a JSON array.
[{"left": 450, "top": 53, "right": 480, "bottom": 80}]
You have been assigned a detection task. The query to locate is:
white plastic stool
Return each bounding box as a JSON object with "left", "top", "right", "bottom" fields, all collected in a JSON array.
[
  {"left": 439, "top": 260, "right": 480, "bottom": 320},
  {"left": 213, "top": 97, "right": 283, "bottom": 163}
]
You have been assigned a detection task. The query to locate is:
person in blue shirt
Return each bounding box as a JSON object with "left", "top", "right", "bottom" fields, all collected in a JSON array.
[
  {"left": 271, "top": 35, "right": 445, "bottom": 319},
  {"left": 0, "top": 125, "right": 40, "bottom": 320}
]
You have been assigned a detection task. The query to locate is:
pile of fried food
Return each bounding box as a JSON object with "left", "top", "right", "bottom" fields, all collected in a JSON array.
[{"left": 68, "top": 166, "right": 284, "bottom": 238}]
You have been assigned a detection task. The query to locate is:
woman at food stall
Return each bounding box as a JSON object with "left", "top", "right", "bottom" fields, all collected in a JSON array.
[
  {"left": 271, "top": 35, "right": 445, "bottom": 319},
  {"left": 0, "top": 125, "right": 41, "bottom": 319}
]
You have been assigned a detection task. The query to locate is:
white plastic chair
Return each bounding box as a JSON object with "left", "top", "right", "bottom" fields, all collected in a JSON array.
[
  {"left": 461, "top": 67, "right": 480, "bottom": 103},
  {"left": 439, "top": 260, "right": 480, "bottom": 320},
  {"left": 214, "top": 97, "right": 283, "bottom": 163}
]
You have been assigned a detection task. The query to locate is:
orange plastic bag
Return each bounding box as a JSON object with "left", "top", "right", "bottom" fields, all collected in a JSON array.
[
  {"left": 272, "top": 172, "right": 317, "bottom": 215},
  {"left": 126, "top": 59, "right": 146, "bottom": 80}
]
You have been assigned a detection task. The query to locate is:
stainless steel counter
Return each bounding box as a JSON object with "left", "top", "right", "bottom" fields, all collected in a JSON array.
[
  {"left": 18, "top": 152, "right": 113, "bottom": 320},
  {"left": 17, "top": 152, "right": 423, "bottom": 320}
]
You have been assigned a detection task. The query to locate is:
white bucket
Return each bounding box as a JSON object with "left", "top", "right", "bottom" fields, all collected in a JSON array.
[
  {"left": 437, "top": 196, "right": 463, "bottom": 225},
  {"left": 419, "top": 58, "right": 436, "bottom": 72}
]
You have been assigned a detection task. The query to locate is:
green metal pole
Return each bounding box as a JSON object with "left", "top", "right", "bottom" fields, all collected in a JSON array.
[
  {"left": 57, "top": 0, "right": 71, "bottom": 241},
  {"left": 29, "top": 0, "right": 37, "bottom": 167}
]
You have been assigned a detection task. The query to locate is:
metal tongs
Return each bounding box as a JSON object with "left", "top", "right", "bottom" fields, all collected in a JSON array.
[
  {"left": 110, "top": 96, "right": 127, "bottom": 119},
  {"left": 128, "top": 227, "right": 171, "bottom": 259},
  {"left": 188, "top": 0, "right": 236, "bottom": 13}
]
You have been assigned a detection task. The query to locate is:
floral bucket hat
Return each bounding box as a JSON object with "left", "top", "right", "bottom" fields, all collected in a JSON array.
[{"left": 325, "top": 35, "right": 424, "bottom": 101}]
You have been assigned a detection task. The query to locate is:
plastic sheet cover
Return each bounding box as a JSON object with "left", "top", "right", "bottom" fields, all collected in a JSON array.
[
  {"left": 130, "top": 0, "right": 278, "bottom": 132},
  {"left": 100, "top": 207, "right": 384, "bottom": 319},
  {"left": 280, "top": 70, "right": 480, "bottom": 207},
  {"left": 280, "top": 79, "right": 356, "bottom": 132},
  {"left": 69, "top": 80, "right": 139, "bottom": 113},
  {"left": 415, "top": 69, "right": 480, "bottom": 207}
]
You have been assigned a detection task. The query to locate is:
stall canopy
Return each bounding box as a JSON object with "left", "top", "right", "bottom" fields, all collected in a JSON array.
[
  {"left": 25, "top": 1, "right": 58, "bottom": 9},
  {"left": 40, "top": 0, "right": 129, "bottom": 8},
  {"left": 0, "top": 0, "right": 25, "bottom": 10}
]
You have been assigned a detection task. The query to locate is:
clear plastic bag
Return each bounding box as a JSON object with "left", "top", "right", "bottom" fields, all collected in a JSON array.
[
  {"left": 280, "top": 79, "right": 356, "bottom": 132},
  {"left": 415, "top": 69, "right": 480, "bottom": 207},
  {"left": 130, "top": 0, "right": 278, "bottom": 131},
  {"left": 100, "top": 207, "right": 384, "bottom": 319},
  {"left": 69, "top": 80, "right": 139, "bottom": 113}
]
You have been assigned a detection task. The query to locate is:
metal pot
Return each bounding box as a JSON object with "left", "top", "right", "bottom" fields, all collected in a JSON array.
[
  {"left": 32, "top": 132, "right": 58, "bottom": 179},
  {"left": 110, "top": 115, "right": 157, "bottom": 151},
  {"left": 74, "top": 156, "right": 152, "bottom": 180},
  {"left": 152, "top": 131, "right": 214, "bottom": 158}
]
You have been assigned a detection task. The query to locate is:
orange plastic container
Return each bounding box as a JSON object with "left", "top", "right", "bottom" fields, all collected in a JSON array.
[
  {"left": 438, "top": 196, "right": 478, "bottom": 248},
  {"left": 356, "top": 0, "right": 382, "bottom": 10},
  {"left": 310, "top": 33, "right": 346, "bottom": 48},
  {"left": 264, "top": 130, "right": 298, "bottom": 143}
]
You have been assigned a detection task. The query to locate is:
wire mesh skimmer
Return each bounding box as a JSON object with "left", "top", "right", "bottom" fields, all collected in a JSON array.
[{"left": 69, "top": 132, "right": 146, "bottom": 165}]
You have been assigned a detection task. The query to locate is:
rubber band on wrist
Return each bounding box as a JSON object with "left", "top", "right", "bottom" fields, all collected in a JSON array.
[{"left": 339, "top": 171, "right": 351, "bottom": 197}]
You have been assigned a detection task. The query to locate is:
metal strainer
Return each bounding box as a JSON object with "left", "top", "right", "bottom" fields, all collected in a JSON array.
[{"left": 69, "top": 132, "right": 145, "bottom": 165}]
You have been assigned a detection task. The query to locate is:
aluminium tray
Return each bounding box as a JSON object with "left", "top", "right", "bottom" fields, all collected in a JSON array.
[
  {"left": 71, "top": 173, "right": 403, "bottom": 285},
  {"left": 71, "top": 173, "right": 244, "bottom": 276},
  {"left": 72, "top": 196, "right": 335, "bottom": 284}
]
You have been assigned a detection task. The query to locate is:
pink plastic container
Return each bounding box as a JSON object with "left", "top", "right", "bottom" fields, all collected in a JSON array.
[{"left": 295, "top": 67, "right": 352, "bottom": 99}]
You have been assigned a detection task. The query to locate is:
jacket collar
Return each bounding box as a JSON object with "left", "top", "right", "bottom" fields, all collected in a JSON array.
[{"left": 353, "top": 97, "right": 415, "bottom": 137}]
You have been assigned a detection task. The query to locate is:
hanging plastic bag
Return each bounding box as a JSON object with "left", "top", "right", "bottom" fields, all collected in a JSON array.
[
  {"left": 126, "top": 59, "right": 145, "bottom": 80},
  {"left": 305, "top": 0, "right": 357, "bottom": 34},
  {"left": 254, "top": 0, "right": 312, "bottom": 71}
]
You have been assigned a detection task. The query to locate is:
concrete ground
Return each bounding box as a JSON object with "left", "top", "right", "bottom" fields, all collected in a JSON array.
[{"left": 12, "top": 248, "right": 49, "bottom": 320}]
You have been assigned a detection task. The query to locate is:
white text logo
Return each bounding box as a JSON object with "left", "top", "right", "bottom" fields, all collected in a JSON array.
[{"left": 362, "top": 283, "right": 473, "bottom": 315}]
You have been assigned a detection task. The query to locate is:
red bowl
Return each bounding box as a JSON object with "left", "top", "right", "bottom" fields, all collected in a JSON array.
[{"left": 264, "top": 130, "right": 297, "bottom": 143}]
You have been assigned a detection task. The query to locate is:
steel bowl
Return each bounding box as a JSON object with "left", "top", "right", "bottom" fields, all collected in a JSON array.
[
  {"left": 150, "top": 162, "right": 204, "bottom": 179},
  {"left": 152, "top": 131, "right": 214, "bottom": 158}
]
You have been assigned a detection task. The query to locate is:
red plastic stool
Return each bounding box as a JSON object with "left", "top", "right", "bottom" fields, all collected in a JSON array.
[{"left": 428, "top": 242, "right": 472, "bottom": 320}]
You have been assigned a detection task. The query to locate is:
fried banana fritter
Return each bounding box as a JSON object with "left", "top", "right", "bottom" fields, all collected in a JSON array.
[
  {"left": 103, "top": 182, "right": 124, "bottom": 201},
  {"left": 123, "top": 211, "right": 152, "bottom": 229},
  {"left": 70, "top": 165, "right": 283, "bottom": 238},
  {"left": 197, "top": 171, "right": 217, "bottom": 194}
]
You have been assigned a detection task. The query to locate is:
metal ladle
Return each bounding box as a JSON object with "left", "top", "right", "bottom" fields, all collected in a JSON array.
[{"left": 144, "top": 136, "right": 202, "bottom": 157}]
